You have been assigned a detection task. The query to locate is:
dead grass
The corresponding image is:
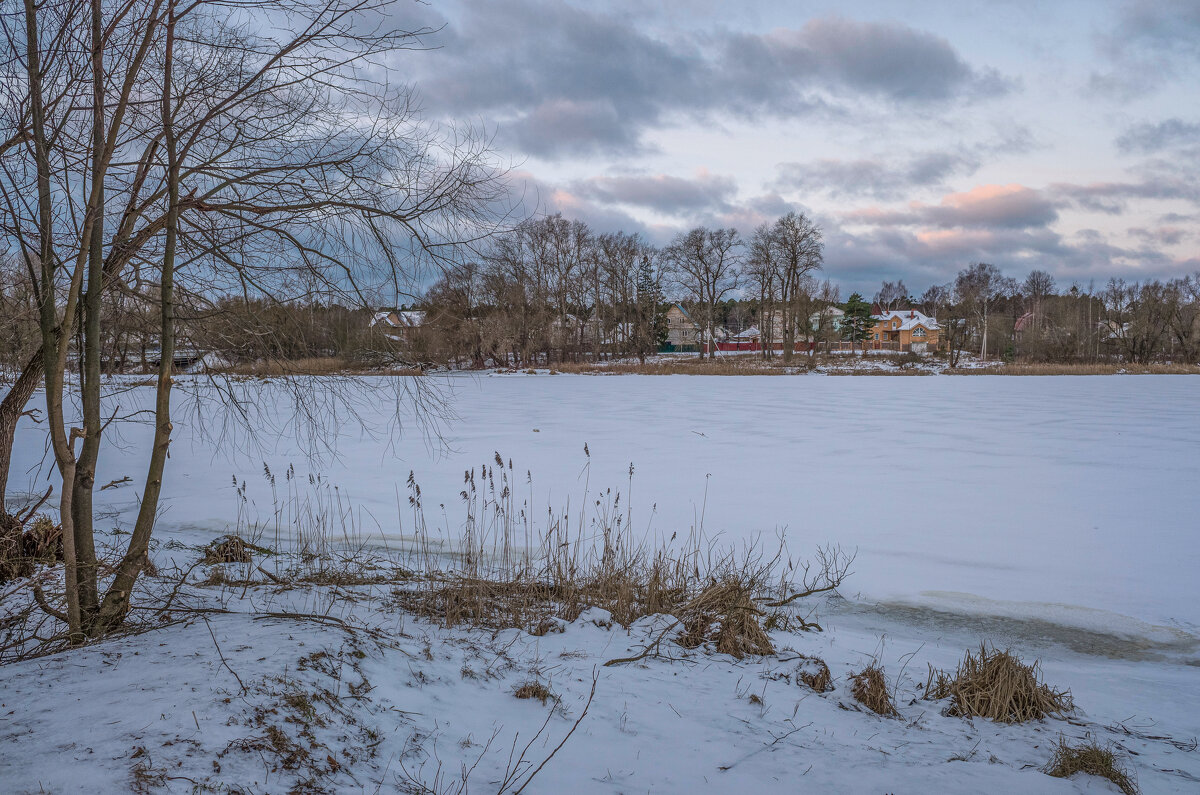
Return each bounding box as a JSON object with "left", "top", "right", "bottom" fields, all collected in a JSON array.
[
  {"left": 202, "top": 535, "right": 274, "bottom": 565},
  {"left": 925, "top": 644, "right": 1073, "bottom": 723},
  {"left": 551, "top": 357, "right": 795, "bottom": 376},
  {"left": 0, "top": 514, "right": 62, "bottom": 583},
  {"left": 850, "top": 664, "right": 898, "bottom": 717},
  {"left": 795, "top": 655, "right": 833, "bottom": 692},
  {"left": 948, "top": 362, "right": 1200, "bottom": 376},
  {"left": 513, "top": 681, "right": 556, "bottom": 704},
  {"left": 677, "top": 578, "right": 775, "bottom": 659},
  {"left": 214, "top": 357, "right": 422, "bottom": 377},
  {"left": 1044, "top": 737, "right": 1139, "bottom": 795}
]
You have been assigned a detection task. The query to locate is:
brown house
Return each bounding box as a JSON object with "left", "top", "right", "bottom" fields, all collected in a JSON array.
[{"left": 868, "top": 309, "right": 940, "bottom": 352}]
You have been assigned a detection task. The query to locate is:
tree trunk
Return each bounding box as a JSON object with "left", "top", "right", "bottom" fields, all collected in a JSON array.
[
  {"left": 0, "top": 351, "right": 44, "bottom": 511},
  {"left": 73, "top": 0, "right": 109, "bottom": 621},
  {"left": 95, "top": 0, "right": 177, "bottom": 633}
]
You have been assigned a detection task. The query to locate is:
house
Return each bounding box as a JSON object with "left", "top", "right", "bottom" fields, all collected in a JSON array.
[
  {"left": 809, "top": 306, "right": 845, "bottom": 333},
  {"left": 720, "top": 326, "right": 761, "bottom": 351},
  {"left": 371, "top": 309, "right": 425, "bottom": 342},
  {"left": 664, "top": 304, "right": 700, "bottom": 350},
  {"left": 868, "top": 309, "right": 940, "bottom": 352}
]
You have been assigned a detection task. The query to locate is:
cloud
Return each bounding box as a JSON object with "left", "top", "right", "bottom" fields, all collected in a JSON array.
[
  {"left": 415, "top": 2, "right": 1011, "bottom": 157},
  {"left": 844, "top": 184, "right": 1060, "bottom": 230},
  {"left": 1118, "top": 0, "right": 1200, "bottom": 58},
  {"left": 1052, "top": 178, "right": 1200, "bottom": 214},
  {"left": 569, "top": 170, "right": 738, "bottom": 216},
  {"left": 1090, "top": 1, "right": 1200, "bottom": 96},
  {"left": 746, "top": 18, "right": 1010, "bottom": 103},
  {"left": 820, "top": 219, "right": 1197, "bottom": 294},
  {"left": 1127, "top": 225, "right": 1189, "bottom": 246},
  {"left": 770, "top": 126, "right": 1036, "bottom": 201},
  {"left": 773, "top": 151, "right": 980, "bottom": 200},
  {"left": 1116, "top": 118, "right": 1200, "bottom": 154}
]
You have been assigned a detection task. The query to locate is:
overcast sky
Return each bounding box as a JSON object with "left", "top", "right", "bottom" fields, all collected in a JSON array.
[{"left": 398, "top": 0, "right": 1200, "bottom": 295}]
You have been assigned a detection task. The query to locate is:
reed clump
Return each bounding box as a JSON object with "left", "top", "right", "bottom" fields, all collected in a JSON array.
[
  {"left": 1044, "top": 737, "right": 1138, "bottom": 795},
  {"left": 925, "top": 644, "right": 1073, "bottom": 722},
  {"left": 850, "top": 664, "right": 898, "bottom": 717}
]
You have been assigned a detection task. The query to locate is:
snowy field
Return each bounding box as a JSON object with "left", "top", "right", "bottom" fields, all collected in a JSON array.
[
  {"left": 3, "top": 373, "right": 1199, "bottom": 792},
  {"left": 11, "top": 373, "right": 1197, "bottom": 634}
]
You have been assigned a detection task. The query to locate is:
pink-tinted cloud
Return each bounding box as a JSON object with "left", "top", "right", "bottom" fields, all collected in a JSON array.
[{"left": 843, "top": 183, "right": 1059, "bottom": 230}]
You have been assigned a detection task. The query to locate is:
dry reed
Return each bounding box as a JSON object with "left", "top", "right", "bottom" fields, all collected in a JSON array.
[
  {"left": 948, "top": 362, "right": 1199, "bottom": 376},
  {"left": 850, "top": 664, "right": 898, "bottom": 716},
  {"left": 924, "top": 644, "right": 1073, "bottom": 722},
  {"left": 202, "top": 535, "right": 260, "bottom": 564},
  {"left": 1044, "top": 737, "right": 1138, "bottom": 795},
  {"left": 513, "top": 681, "right": 555, "bottom": 705},
  {"left": 794, "top": 655, "right": 833, "bottom": 692}
]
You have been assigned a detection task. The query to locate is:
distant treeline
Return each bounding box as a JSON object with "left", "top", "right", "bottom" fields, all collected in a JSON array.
[{"left": 3, "top": 215, "right": 1197, "bottom": 373}]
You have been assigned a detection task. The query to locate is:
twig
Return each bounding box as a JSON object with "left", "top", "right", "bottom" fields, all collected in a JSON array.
[
  {"left": 718, "top": 722, "right": 810, "bottom": 771},
  {"left": 100, "top": 476, "right": 132, "bottom": 490},
  {"left": 202, "top": 615, "right": 246, "bottom": 694},
  {"left": 32, "top": 584, "right": 69, "bottom": 623},
  {"left": 603, "top": 618, "right": 681, "bottom": 667},
  {"left": 512, "top": 670, "right": 599, "bottom": 794},
  {"left": 15, "top": 486, "right": 53, "bottom": 524},
  {"left": 762, "top": 583, "right": 841, "bottom": 608},
  {"left": 256, "top": 565, "right": 283, "bottom": 584}
]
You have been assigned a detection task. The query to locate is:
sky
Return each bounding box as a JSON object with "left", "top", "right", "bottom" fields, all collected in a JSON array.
[{"left": 393, "top": 0, "right": 1200, "bottom": 296}]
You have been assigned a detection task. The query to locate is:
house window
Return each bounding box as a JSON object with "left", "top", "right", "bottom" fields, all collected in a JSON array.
[
  {"left": 913, "top": 327, "right": 926, "bottom": 337},
  {"left": 874, "top": 333, "right": 879, "bottom": 340}
]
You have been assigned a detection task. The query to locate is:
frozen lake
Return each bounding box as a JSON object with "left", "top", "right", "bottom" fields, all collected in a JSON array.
[{"left": 10, "top": 373, "right": 1200, "bottom": 639}]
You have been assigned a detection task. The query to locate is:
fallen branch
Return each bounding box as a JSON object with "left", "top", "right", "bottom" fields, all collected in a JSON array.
[
  {"left": 512, "top": 670, "right": 598, "bottom": 794},
  {"left": 202, "top": 615, "right": 246, "bottom": 694},
  {"left": 603, "top": 618, "right": 681, "bottom": 667}
]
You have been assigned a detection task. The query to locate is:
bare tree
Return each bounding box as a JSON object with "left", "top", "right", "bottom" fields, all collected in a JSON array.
[
  {"left": 874, "top": 280, "right": 908, "bottom": 311},
  {"left": 663, "top": 227, "right": 741, "bottom": 359},
  {"left": 954, "top": 262, "right": 1009, "bottom": 361},
  {"left": 2, "top": 0, "right": 511, "bottom": 638},
  {"left": 765, "top": 212, "right": 823, "bottom": 362}
]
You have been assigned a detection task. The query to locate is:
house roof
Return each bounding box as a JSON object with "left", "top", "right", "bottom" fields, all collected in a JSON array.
[
  {"left": 671, "top": 303, "right": 695, "bottom": 321},
  {"left": 371, "top": 310, "right": 425, "bottom": 328},
  {"left": 872, "top": 309, "right": 940, "bottom": 331},
  {"left": 731, "top": 326, "right": 761, "bottom": 339}
]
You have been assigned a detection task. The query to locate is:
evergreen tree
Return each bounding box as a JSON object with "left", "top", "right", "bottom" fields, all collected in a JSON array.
[
  {"left": 841, "top": 292, "right": 874, "bottom": 353},
  {"left": 634, "top": 255, "right": 665, "bottom": 362}
]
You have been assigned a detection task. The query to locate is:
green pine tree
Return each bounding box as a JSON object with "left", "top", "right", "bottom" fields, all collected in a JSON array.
[
  {"left": 841, "top": 292, "right": 874, "bottom": 353},
  {"left": 634, "top": 255, "right": 665, "bottom": 361}
]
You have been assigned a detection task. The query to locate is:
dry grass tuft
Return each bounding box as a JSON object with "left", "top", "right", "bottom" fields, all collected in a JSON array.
[
  {"left": 949, "top": 362, "right": 1200, "bottom": 376},
  {"left": 677, "top": 578, "right": 775, "bottom": 659},
  {"left": 1044, "top": 737, "right": 1139, "bottom": 794},
  {"left": 795, "top": 655, "right": 833, "bottom": 692},
  {"left": 925, "top": 644, "right": 1073, "bottom": 723},
  {"left": 0, "top": 514, "right": 63, "bottom": 583},
  {"left": 850, "top": 664, "right": 898, "bottom": 717},
  {"left": 202, "top": 535, "right": 271, "bottom": 565},
  {"left": 552, "top": 357, "right": 793, "bottom": 376},
  {"left": 513, "top": 681, "right": 555, "bottom": 704}
]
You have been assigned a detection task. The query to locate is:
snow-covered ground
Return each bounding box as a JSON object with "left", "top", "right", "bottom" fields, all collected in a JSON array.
[{"left": 3, "top": 374, "right": 1199, "bottom": 792}]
